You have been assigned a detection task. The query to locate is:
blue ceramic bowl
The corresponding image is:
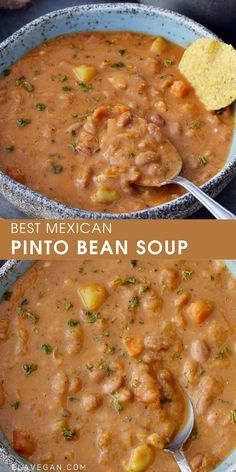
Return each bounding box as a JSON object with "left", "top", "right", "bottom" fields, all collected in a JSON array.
[
  {"left": 0, "top": 258, "right": 236, "bottom": 471},
  {"left": 0, "top": 3, "right": 235, "bottom": 219}
]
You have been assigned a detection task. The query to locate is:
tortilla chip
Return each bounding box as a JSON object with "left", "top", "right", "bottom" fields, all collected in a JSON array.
[{"left": 179, "top": 38, "right": 236, "bottom": 110}]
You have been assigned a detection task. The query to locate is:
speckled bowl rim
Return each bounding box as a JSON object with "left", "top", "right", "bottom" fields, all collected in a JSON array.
[
  {"left": 0, "top": 3, "right": 235, "bottom": 219},
  {"left": 0, "top": 258, "right": 236, "bottom": 472}
]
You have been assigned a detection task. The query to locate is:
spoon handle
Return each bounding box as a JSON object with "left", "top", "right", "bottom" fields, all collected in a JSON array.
[
  {"left": 172, "top": 176, "right": 236, "bottom": 220},
  {"left": 171, "top": 448, "right": 192, "bottom": 472}
]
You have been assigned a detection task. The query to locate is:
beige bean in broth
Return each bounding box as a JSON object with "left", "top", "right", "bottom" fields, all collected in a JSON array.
[
  {"left": 0, "top": 32, "right": 234, "bottom": 213},
  {"left": 0, "top": 260, "right": 236, "bottom": 471}
]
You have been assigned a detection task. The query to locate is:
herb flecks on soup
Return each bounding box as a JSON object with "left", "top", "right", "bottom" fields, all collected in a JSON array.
[
  {"left": 0, "top": 32, "right": 233, "bottom": 213},
  {"left": 0, "top": 260, "right": 236, "bottom": 471}
]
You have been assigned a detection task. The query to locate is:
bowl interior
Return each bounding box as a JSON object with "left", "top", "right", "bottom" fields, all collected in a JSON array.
[
  {"left": 0, "top": 257, "right": 236, "bottom": 471},
  {"left": 0, "top": 3, "right": 235, "bottom": 219}
]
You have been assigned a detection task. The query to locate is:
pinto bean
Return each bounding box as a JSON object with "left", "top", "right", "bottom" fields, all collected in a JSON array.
[
  {"left": 142, "top": 289, "right": 163, "bottom": 312},
  {"left": 82, "top": 393, "right": 102, "bottom": 411},
  {"left": 144, "top": 335, "right": 168, "bottom": 352},
  {"left": 191, "top": 340, "right": 210, "bottom": 363},
  {"left": 68, "top": 376, "right": 82, "bottom": 395},
  {"left": 149, "top": 113, "right": 165, "bottom": 127},
  {"left": 65, "top": 326, "right": 83, "bottom": 355},
  {"left": 174, "top": 292, "right": 190, "bottom": 308},
  {"left": 76, "top": 131, "right": 98, "bottom": 155},
  {"left": 135, "top": 151, "right": 158, "bottom": 167},
  {"left": 51, "top": 371, "right": 68, "bottom": 395},
  {"left": 160, "top": 267, "right": 179, "bottom": 290},
  {"left": 102, "top": 374, "right": 123, "bottom": 394},
  {"left": 89, "top": 367, "right": 106, "bottom": 383},
  {"left": 131, "top": 365, "right": 160, "bottom": 404},
  {"left": 115, "top": 388, "right": 132, "bottom": 403},
  {"left": 147, "top": 123, "right": 162, "bottom": 143},
  {"left": 116, "top": 111, "right": 132, "bottom": 128},
  {"left": 195, "top": 375, "right": 223, "bottom": 414},
  {"left": 182, "top": 359, "right": 198, "bottom": 386},
  {"left": 15, "top": 328, "right": 28, "bottom": 356}
]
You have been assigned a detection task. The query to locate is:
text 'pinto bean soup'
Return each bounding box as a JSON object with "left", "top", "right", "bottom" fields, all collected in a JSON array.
[
  {"left": 0, "top": 260, "right": 236, "bottom": 471},
  {"left": 0, "top": 32, "right": 234, "bottom": 213}
]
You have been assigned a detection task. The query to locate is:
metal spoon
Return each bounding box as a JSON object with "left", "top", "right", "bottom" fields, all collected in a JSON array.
[
  {"left": 137, "top": 140, "right": 235, "bottom": 220},
  {"left": 164, "top": 394, "right": 195, "bottom": 472}
]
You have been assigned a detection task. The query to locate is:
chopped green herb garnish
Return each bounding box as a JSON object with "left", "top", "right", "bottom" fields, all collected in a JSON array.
[
  {"left": 128, "top": 296, "right": 139, "bottom": 312},
  {"left": 79, "top": 83, "right": 92, "bottom": 92},
  {"left": 67, "top": 319, "right": 79, "bottom": 327},
  {"left": 36, "top": 103, "right": 47, "bottom": 111},
  {"left": 17, "top": 306, "right": 39, "bottom": 324},
  {"left": 59, "top": 74, "right": 68, "bottom": 82},
  {"left": 16, "top": 79, "right": 34, "bottom": 92},
  {"left": 111, "top": 62, "right": 125, "bottom": 68},
  {"left": 115, "top": 276, "right": 137, "bottom": 286},
  {"left": 23, "top": 363, "right": 38, "bottom": 376},
  {"left": 5, "top": 145, "right": 15, "bottom": 153},
  {"left": 64, "top": 301, "right": 73, "bottom": 311},
  {"left": 215, "top": 346, "right": 231, "bottom": 360},
  {"left": 16, "top": 118, "right": 31, "bottom": 128},
  {"left": 86, "top": 362, "right": 94, "bottom": 372},
  {"left": 98, "top": 359, "right": 113, "bottom": 376},
  {"left": 85, "top": 311, "right": 100, "bottom": 324},
  {"left": 198, "top": 365, "right": 205, "bottom": 376},
  {"left": 69, "top": 142, "right": 78, "bottom": 154},
  {"left": 198, "top": 155, "right": 207, "bottom": 166},
  {"left": 188, "top": 120, "right": 205, "bottom": 130},
  {"left": 2, "top": 290, "right": 12, "bottom": 301},
  {"left": 164, "top": 58, "right": 174, "bottom": 67},
  {"left": 181, "top": 269, "right": 193, "bottom": 281},
  {"left": 51, "top": 163, "right": 63, "bottom": 174},
  {"left": 78, "top": 265, "right": 85, "bottom": 274},
  {"left": 62, "top": 429, "right": 75, "bottom": 440},
  {"left": 230, "top": 410, "right": 236, "bottom": 424},
  {"left": 176, "top": 287, "right": 184, "bottom": 295},
  {"left": 119, "top": 49, "right": 126, "bottom": 56},
  {"left": 112, "top": 399, "right": 123, "bottom": 414},
  {"left": 11, "top": 400, "right": 20, "bottom": 410},
  {"left": 190, "top": 426, "right": 199, "bottom": 440},
  {"left": 160, "top": 396, "right": 173, "bottom": 404},
  {"left": 62, "top": 86, "right": 73, "bottom": 92},
  {"left": 41, "top": 344, "right": 53, "bottom": 355}
]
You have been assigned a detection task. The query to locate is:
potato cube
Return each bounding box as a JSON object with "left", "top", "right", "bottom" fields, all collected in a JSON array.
[
  {"left": 91, "top": 188, "right": 119, "bottom": 204},
  {"left": 127, "top": 444, "right": 153, "bottom": 472},
  {"left": 78, "top": 283, "right": 107, "bottom": 310},
  {"left": 73, "top": 65, "right": 97, "bottom": 84},
  {"left": 151, "top": 37, "right": 168, "bottom": 55}
]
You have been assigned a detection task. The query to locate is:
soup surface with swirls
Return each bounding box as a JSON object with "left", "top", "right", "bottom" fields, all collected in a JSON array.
[
  {"left": 0, "top": 32, "right": 234, "bottom": 213},
  {"left": 0, "top": 259, "right": 236, "bottom": 471}
]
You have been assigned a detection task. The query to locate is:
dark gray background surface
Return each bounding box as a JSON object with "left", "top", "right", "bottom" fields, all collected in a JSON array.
[{"left": 0, "top": 0, "right": 235, "bottom": 219}]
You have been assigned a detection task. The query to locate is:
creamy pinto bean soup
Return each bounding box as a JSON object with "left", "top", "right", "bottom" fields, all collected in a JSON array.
[
  {"left": 0, "top": 32, "right": 234, "bottom": 213},
  {"left": 0, "top": 260, "right": 236, "bottom": 471}
]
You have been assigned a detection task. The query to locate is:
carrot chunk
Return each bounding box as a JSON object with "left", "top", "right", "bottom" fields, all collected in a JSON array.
[
  {"left": 124, "top": 336, "right": 143, "bottom": 357},
  {"left": 187, "top": 300, "right": 215, "bottom": 324},
  {"left": 170, "top": 80, "right": 189, "bottom": 98},
  {"left": 13, "top": 429, "right": 35, "bottom": 457}
]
